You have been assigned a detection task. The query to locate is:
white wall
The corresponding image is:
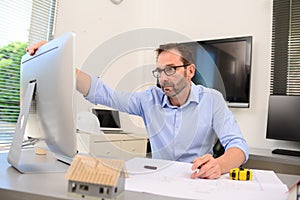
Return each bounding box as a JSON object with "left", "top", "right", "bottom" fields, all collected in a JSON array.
[{"left": 55, "top": 0, "right": 300, "bottom": 150}]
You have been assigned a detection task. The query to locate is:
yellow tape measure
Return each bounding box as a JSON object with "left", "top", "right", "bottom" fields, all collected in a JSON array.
[{"left": 230, "top": 167, "right": 252, "bottom": 181}]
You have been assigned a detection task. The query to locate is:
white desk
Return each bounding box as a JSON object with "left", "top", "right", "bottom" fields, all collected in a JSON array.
[
  {"left": 0, "top": 152, "right": 299, "bottom": 200},
  {"left": 0, "top": 152, "right": 180, "bottom": 200}
]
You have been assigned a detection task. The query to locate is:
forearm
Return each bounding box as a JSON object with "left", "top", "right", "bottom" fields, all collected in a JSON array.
[
  {"left": 76, "top": 68, "right": 91, "bottom": 96},
  {"left": 216, "top": 147, "right": 246, "bottom": 174}
]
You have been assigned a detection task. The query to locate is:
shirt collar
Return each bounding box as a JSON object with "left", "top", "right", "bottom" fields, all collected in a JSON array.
[{"left": 161, "top": 82, "right": 200, "bottom": 108}]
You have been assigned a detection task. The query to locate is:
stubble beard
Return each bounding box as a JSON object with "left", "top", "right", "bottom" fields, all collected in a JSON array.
[{"left": 161, "top": 75, "right": 188, "bottom": 98}]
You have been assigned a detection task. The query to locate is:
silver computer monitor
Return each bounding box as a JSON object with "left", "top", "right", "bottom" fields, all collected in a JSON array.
[{"left": 8, "top": 32, "right": 77, "bottom": 173}]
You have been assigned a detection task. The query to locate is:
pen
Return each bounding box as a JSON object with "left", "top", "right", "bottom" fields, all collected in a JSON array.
[
  {"left": 144, "top": 165, "right": 157, "bottom": 170},
  {"left": 196, "top": 165, "right": 201, "bottom": 173}
]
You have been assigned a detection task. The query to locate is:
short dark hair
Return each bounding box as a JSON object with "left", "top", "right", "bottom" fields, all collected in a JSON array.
[{"left": 155, "top": 43, "right": 194, "bottom": 65}]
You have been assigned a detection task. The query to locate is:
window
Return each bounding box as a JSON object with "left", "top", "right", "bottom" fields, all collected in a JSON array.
[
  {"left": 0, "top": 0, "right": 59, "bottom": 151},
  {"left": 271, "top": 0, "right": 300, "bottom": 95}
]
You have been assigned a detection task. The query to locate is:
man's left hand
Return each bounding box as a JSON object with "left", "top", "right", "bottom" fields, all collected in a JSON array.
[{"left": 190, "top": 154, "right": 222, "bottom": 179}]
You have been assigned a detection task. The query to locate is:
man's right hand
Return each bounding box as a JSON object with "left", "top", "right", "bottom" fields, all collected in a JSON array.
[
  {"left": 26, "top": 41, "right": 47, "bottom": 56},
  {"left": 25, "top": 40, "right": 92, "bottom": 96}
]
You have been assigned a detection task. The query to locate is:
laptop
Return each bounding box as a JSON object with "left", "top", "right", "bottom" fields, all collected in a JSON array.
[{"left": 92, "top": 108, "right": 124, "bottom": 133}]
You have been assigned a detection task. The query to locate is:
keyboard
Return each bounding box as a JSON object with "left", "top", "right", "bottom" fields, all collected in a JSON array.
[{"left": 272, "top": 149, "right": 300, "bottom": 157}]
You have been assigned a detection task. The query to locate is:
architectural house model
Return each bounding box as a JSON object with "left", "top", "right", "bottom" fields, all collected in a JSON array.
[{"left": 65, "top": 155, "right": 126, "bottom": 199}]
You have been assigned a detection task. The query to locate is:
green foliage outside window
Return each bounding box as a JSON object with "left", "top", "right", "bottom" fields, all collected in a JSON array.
[{"left": 0, "top": 42, "right": 27, "bottom": 123}]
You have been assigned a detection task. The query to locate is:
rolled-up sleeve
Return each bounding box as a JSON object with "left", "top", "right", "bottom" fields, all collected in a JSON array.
[{"left": 211, "top": 90, "right": 249, "bottom": 162}]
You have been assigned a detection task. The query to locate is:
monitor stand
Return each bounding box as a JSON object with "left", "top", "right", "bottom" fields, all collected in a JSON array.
[
  {"left": 272, "top": 148, "right": 300, "bottom": 157},
  {"left": 7, "top": 81, "right": 69, "bottom": 173}
]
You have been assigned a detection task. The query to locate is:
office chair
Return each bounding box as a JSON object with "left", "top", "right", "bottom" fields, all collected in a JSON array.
[
  {"left": 146, "top": 139, "right": 225, "bottom": 159},
  {"left": 213, "top": 139, "right": 225, "bottom": 158}
]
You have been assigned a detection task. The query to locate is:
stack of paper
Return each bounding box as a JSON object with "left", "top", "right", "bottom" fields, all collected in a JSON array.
[{"left": 125, "top": 157, "right": 289, "bottom": 200}]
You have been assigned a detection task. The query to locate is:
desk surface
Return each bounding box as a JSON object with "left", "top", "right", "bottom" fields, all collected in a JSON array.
[
  {"left": 0, "top": 152, "right": 184, "bottom": 200},
  {"left": 0, "top": 152, "right": 299, "bottom": 200},
  {"left": 249, "top": 147, "right": 300, "bottom": 166}
]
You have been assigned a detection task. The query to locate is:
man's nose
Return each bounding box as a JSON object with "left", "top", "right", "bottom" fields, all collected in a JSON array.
[{"left": 159, "top": 71, "right": 168, "bottom": 81}]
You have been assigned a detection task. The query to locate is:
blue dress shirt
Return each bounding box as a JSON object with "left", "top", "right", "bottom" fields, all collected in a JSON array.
[{"left": 85, "top": 75, "right": 249, "bottom": 163}]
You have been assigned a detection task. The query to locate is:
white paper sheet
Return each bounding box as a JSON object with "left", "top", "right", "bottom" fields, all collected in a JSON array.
[{"left": 125, "top": 157, "right": 289, "bottom": 200}]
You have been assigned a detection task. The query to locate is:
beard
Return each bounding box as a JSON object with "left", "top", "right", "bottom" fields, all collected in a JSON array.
[{"left": 160, "top": 76, "right": 188, "bottom": 97}]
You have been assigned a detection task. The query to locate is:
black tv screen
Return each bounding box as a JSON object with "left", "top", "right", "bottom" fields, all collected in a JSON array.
[{"left": 182, "top": 36, "right": 252, "bottom": 108}]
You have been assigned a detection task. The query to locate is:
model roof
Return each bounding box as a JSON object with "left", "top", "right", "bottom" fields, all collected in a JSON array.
[{"left": 65, "top": 155, "right": 125, "bottom": 186}]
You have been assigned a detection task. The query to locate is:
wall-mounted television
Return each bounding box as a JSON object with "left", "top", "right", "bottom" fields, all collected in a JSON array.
[
  {"left": 181, "top": 36, "right": 252, "bottom": 108},
  {"left": 266, "top": 95, "right": 300, "bottom": 157}
]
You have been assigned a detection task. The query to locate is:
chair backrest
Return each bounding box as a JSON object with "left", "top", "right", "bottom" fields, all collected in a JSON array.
[{"left": 213, "top": 139, "right": 225, "bottom": 158}]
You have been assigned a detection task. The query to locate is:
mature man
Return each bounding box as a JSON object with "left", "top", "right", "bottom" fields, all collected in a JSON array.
[{"left": 27, "top": 42, "right": 248, "bottom": 179}]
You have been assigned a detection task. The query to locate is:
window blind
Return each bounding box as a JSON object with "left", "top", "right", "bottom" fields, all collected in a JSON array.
[
  {"left": 271, "top": 0, "right": 300, "bottom": 95},
  {"left": 0, "top": 0, "right": 58, "bottom": 151}
]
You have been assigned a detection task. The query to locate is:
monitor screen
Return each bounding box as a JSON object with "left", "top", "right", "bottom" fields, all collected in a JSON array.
[
  {"left": 92, "top": 108, "right": 122, "bottom": 131},
  {"left": 20, "top": 32, "right": 77, "bottom": 160},
  {"left": 266, "top": 95, "right": 300, "bottom": 142},
  {"left": 181, "top": 36, "right": 252, "bottom": 108}
]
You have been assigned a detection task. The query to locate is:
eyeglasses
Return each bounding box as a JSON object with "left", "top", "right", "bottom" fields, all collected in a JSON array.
[{"left": 152, "top": 64, "right": 190, "bottom": 78}]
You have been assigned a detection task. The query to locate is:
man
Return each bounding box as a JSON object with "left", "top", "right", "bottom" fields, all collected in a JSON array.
[{"left": 27, "top": 42, "right": 248, "bottom": 179}]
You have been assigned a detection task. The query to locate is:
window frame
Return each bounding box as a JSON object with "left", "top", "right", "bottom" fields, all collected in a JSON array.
[{"left": 0, "top": 0, "right": 59, "bottom": 151}]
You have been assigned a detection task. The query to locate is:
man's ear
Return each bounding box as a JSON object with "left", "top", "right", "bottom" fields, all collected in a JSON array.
[{"left": 188, "top": 64, "right": 196, "bottom": 79}]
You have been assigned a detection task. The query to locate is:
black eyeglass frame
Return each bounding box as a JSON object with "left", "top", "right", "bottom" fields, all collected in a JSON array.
[{"left": 152, "top": 64, "right": 190, "bottom": 78}]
